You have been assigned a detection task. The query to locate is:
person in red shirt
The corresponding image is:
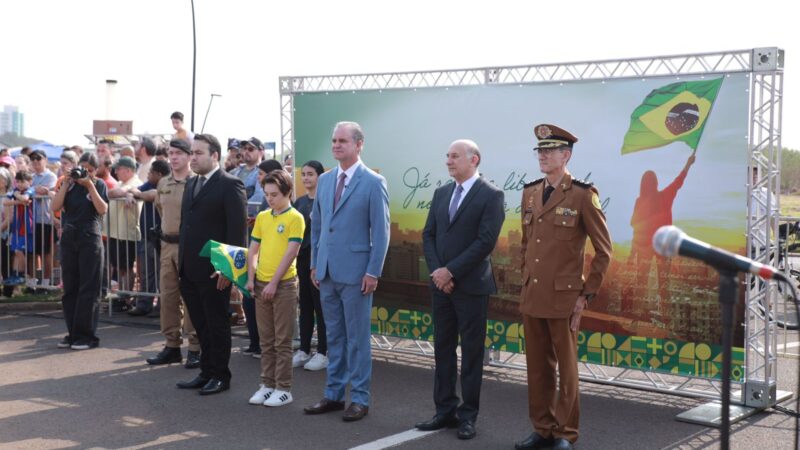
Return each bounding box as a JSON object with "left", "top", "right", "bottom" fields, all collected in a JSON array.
[{"left": 627, "top": 152, "right": 695, "bottom": 309}]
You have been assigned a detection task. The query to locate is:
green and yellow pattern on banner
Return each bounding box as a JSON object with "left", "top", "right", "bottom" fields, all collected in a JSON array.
[
  {"left": 199, "top": 240, "right": 249, "bottom": 293},
  {"left": 372, "top": 306, "right": 744, "bottom": 382}
]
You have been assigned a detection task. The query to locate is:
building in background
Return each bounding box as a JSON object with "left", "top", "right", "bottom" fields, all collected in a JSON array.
[{"left": 0, "top": 105, "right": 25, "bottom": 136}]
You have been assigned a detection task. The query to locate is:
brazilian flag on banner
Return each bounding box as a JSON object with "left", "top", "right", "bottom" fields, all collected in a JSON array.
[
  {"left": 621, "top": 77, "right": 724, "bottom": 154},
  {"left": 199, "top": 240, "right": 249, "bottom": 293}
]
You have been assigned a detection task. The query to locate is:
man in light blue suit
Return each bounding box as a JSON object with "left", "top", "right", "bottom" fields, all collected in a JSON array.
[{"left": 303, "top": 121, "right": 390, "bottom": 422}]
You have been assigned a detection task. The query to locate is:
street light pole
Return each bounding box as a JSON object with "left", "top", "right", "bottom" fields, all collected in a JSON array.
[
  {"left": 201, "top": 94, "right": 222, "bottom": 133},
  {"left": 190, "top": 0, "right": 197, "bottom": 132}
]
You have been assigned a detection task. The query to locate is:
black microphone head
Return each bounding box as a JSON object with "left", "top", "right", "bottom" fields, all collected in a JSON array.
[{"left": 653, "top": 225, "right": 684, "bottom": 258}]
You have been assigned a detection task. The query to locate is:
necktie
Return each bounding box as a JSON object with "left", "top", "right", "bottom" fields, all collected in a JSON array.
[
  {"left": 193, "top": 176, "right": 206, "bottom": 199},
  {"left": 543, "top": 185, "right": 555, "bottom": 205},
  {"left": 448, "top": 184, "right": 464, "bottom": 223},
  {"left": 333, "top": 173, "right": 347, "bottom": 209}
]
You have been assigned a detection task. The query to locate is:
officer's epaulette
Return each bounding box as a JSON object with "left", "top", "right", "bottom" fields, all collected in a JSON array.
[
  {"left": 572, "top": 178, "right": 594, "bottom": 189},
  {"left": 523, "top": 178, "right": 544, "bottom": 188}
]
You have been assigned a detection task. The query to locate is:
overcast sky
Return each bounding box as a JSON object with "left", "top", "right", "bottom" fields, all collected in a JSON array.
[{"left": 1, "top": 0, "right": 797, "bottom": 150}]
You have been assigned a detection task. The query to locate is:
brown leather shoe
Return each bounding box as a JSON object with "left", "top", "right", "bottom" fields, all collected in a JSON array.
[
  {"left": 304, "top": 398, "right": 345, "bottom": 415},
  {"left": 342, "top": 402, "right": 369, "bottom": 422}
]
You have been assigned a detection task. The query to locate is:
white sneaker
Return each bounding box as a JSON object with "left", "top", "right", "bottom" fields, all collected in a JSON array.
[
  {"left": 292, "top": 350, "right": 311, "bottom": 368},
  {"left": 248, "top": 384, "right": 274, "bottom": 405},
  {"left": 304, "top": 353, "right": 329, "bottom": 371},
  {"left": 264, "top": 390, "right": 293, "bottom": 407}
]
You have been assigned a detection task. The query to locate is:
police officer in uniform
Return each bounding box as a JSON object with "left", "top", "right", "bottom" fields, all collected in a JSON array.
[
  {"left": 142, "top": 139, "right": 201, "bottom": 368},
  {"left": 514, "top": 125, "right": 612, "bottom": 450}
]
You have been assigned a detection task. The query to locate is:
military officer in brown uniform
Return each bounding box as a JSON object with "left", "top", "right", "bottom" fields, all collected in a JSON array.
[
  {"left": 143, "top": 139, "right": 201, "bottom": 368},
  {"left": 515, "top": 125, "right": 612, "bottom": 450}
]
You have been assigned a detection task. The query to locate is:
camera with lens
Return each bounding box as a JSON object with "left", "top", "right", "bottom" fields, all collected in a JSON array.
[{"left": 70, "top": 167, "right": 88, "bottom": 180}]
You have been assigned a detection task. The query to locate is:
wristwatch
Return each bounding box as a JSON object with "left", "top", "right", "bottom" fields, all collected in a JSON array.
[{"left": 583, "top": 294, "right": 595, "bottom": 303}]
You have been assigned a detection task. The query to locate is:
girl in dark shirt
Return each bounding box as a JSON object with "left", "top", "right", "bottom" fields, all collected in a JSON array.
[{"left": 292, "top": 160, "right": 328, "bottom": 371}]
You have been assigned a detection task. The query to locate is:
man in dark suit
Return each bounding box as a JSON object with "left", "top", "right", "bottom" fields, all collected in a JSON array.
[
  {"left": 416, "top": 139, "right": 505, "bottom": 440},
  {"left": 176, "top": 133, "right": 247, "bottom": 395}
]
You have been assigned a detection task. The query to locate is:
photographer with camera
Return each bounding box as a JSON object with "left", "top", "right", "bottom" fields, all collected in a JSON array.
[{"left": 51, "top": 153, "right": 108, "bottom": 350}]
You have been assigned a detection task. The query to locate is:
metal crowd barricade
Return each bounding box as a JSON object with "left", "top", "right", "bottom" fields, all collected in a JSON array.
[
  {"left": 0, "top": 194, "right": 60, "bottom": 294},
  {"left": 104, "top": 196, "right": 160, "bottom": 316}
]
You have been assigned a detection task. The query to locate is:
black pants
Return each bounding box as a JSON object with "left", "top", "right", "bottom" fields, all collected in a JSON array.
[
  {"left": 432, "top": 290, "right": 488, "bottom": 423},
  {"left": 242, "top": 294, "right": 260, "bottom": 351},
  {"left": 1, "top": 238, "right": 14, "bottom": 297},
  {"left": 60, "top": 226, "right": 103, "bottom": 346},
  {"left": 298, "top": 252, "right": 326, "bottom": 355},
  {"left": 135, "top": 239, "right": 160, "bottom": 311},
  {"left": 180, "top": 275, "right": 233, "bottom": 382}
]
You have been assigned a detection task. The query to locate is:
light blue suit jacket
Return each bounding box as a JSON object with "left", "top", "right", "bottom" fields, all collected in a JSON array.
[{"left": 311, "top": 162, "right": 390, "bottom": 285}]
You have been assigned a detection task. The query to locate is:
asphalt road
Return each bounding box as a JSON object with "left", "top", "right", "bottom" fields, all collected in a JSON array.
[{"left": 0, "top": 311, "right": 798, "bottom": 450}]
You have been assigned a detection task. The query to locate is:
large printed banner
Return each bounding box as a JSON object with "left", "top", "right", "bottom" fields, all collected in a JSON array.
[{"left": 293, "top": 74, "right": 750, "bottom": 380}]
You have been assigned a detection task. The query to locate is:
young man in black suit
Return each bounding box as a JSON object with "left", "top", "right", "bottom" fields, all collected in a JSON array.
[
  {"left": 176, "top": 134, "right": 248, "bottom": 395},
  {"left": 416, "top": 139, "right": 505, "bottom": 439}
]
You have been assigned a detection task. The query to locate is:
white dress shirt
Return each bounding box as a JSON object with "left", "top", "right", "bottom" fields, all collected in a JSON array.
[{"left": 449, "top": 171, "right": 480, "bottom": 210}]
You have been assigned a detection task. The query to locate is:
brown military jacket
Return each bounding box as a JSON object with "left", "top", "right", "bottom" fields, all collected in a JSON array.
[
  {"left": 519, "top": 172, "right": 612, "bottom": 319},
  {"left": 155, "top": 171, "right": 193, "bottom": 235}
]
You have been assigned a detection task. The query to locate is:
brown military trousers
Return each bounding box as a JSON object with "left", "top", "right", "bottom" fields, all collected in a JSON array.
[
  {"left": 524, "top": 315, "right": 580, "bottom": 443},
  {"left": 159, "top": 242, "right": 200, "bottom": 351}
]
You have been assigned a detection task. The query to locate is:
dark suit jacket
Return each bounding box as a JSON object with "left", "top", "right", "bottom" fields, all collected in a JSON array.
[
  {"left": 179, "top": 167, "right": 248, "bottom": 283},
  {"left": 422, "top": 176, "right": 505, "bottom": 296}
]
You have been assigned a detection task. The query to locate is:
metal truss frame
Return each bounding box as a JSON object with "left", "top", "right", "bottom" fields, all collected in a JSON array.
[
  {"left": 744, "top": 48, "right": 785, "bottom": 408},
  {"left": 279, "top": 48, "right": 786, "bottom": 405}
]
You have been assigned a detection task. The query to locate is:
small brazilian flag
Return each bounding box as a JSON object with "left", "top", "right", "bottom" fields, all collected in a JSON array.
[
  {"left": 199, "top": 240, "right": 249, "bottom": 293},
  {"left": 621, "top": 77, "right": 724, "bottom": 154}
]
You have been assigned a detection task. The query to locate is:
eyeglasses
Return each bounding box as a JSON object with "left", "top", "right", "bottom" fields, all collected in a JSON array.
[
  {"left": 534, "top": 147, "right": 566, "bottom": 155},
  {"left": 30, "top": 157, "right": 43, "bottom": 161}
]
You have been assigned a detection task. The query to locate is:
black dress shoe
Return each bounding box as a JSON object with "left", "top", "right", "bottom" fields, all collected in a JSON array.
[
  {"left": 184, "top": 351, "right": 201, "bottom": 369},
  {"left": 127, "top": 307, "right": 150, "bottom": 317},
  {"left": 199, "top": 378, "right": 230, "bottom": 395},
  {"left": 146, "top": 347, "right": 182, "bottom": 365},
  {"left": 176, "top": 375, "right": 210, "bottom": 389},
  {"left": 515, "top": 432, "right": 554, "bottom": 449},
  {"left": 342, "top": 403, "right": 369, "bottom": 422},
  {"left": 304, "top": 398, "right": 345, "bottom": 415},
  {"left": 457, "top": 420, "right": 476, "bottom": 440},
  {"left": 552, "top": 438, "right": 573, "bottom": 450},
  {"left": 415, "top": 414, "right": 459, "bottom": 431}
]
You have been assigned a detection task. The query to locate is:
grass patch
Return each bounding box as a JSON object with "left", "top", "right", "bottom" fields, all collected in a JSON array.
[
  {"left": 0, "top": 290, "right": 62, "bottom": 303},
  {"left": 782, "top": 194, "right": 800, "bottom": 218}
]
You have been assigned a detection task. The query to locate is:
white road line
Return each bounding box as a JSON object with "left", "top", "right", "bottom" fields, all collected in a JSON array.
[
  {"left": 349, "top": 429, "right": 441, "bottom": 450},
  {"left": 778, "top": 341, "right": 800, "bottom": 350}
]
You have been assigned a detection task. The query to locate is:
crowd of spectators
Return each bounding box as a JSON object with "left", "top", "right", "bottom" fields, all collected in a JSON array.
[{"left": 0, "top": 111, "right": 327, "bottom": 374}]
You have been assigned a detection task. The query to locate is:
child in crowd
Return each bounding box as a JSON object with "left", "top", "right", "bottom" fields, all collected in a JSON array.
[
  {"left": 292, "top": 160, "right": 328, "bottom": 371},
  {"left": 246, "top": 170, "right": 304, "bottom": 407},
  {"left": 2, "top": 170, "right": 35, "bottom": 285}
]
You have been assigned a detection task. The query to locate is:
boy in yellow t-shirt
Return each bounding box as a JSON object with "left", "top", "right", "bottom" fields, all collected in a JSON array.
[{"left": 245, "top": 170, "right": 304, "bottom": 407}]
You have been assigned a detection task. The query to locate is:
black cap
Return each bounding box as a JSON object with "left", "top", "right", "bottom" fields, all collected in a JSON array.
[
  {"left": 169, "top": 139, "right": 192, "bottom": 154},
  {"left": 29, "top": 149, "right": 47, "bottom": 160},
  {"left": 241, "top": 137, "right": 264, "bottom": 150},
  {"left": 227, "top": 138, "right": 240, "bottom": 150}
]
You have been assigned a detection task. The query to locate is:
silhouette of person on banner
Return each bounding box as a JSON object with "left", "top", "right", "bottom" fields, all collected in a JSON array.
[{"left": 626, "top": 152, "right": 695, "bottom": 311}]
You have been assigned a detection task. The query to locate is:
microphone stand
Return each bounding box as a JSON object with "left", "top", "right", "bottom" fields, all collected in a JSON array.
[{"left": 717, "top": 268, "right": 738, "bottom": 450}]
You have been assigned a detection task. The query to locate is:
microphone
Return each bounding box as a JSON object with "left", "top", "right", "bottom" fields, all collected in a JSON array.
[{"left": 652, "top": 225, "right": 785, "bottom": 281}]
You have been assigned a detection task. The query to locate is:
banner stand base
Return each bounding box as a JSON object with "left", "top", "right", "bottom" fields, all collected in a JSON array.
[{"left": 675, "top": 390, "right": 793, "bottom": 428}]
